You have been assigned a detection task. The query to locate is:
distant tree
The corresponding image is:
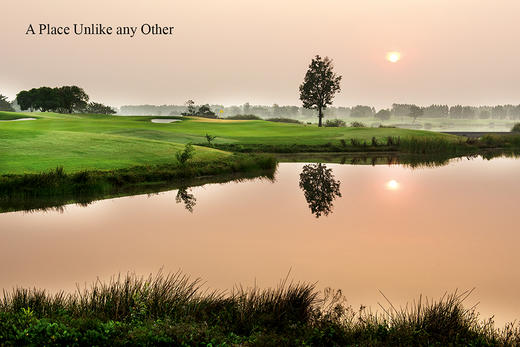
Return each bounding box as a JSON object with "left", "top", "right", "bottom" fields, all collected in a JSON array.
[
  {"left": 375, "top": 109, "right": 391, "bottom": 121},
  {"left": 423, "top": 104, "right": 449, "bottom": 118},
  {"left": 350, "top": 105, "right": 375, "bottom": 118},
  {"left": 183, "top": 100, "right": 196, "bottom": 116},
  {"left": 409, "top": 105, "right": 423, "bottom": 123},
  {"left": 243, "top": 102, "right": 251, "bottom": 115},
  {"left": 58, "top": 86, "right": 89, "bottom": 113},
  {"left": 299, "top": 55, "right": 342, "bottom": 127},
  {"left": 16, "top": 86, "right": 89, "bottom": 113},
  {"left": 0, "top": 94, "right": 14, "bottom": 111},
  {"left": 85, "top": 102, "right": 117, "bottom": 115},
  {"left": 299, "top": 163, "right": 342, "bottom": 218},
  {"left": 196, "top": 104, "right": 216, "bottom": 118},
  {"left": 492, "top": 105, "right": 506, "bottom": 120}
]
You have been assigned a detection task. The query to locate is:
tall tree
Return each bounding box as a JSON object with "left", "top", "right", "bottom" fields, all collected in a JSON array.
[{"left": 299, "top": 55, "right": 342, "bottom": 127}]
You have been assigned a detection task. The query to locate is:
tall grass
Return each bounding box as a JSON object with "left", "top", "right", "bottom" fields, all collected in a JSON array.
[{"left": 0, "top": 272, "right": 518, "bottom": 345}]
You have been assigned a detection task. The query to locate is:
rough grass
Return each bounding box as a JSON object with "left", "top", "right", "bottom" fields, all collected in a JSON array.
[{"left": 0, "top": 272, "right": 518, "bottom": 346}]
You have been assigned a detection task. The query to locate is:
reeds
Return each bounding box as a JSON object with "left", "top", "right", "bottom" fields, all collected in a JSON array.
[{"left": 1, "top": 272, "right": 519, "bottom": 346}]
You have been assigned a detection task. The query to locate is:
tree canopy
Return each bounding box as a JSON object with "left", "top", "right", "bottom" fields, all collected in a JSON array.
[
  {"left": 16, "top": 86, "right": 89, "bottom": 113},
  {"left": 299, "top": 55, "right": 342, "bottom": 127}
]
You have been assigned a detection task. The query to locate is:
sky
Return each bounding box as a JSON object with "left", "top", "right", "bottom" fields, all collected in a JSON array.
[{"left": 2, "top": 0, "right": 520, "bottom": 108}]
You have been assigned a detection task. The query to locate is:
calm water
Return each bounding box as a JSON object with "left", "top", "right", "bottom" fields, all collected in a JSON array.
[{"left": 1, "top": 157, "right": 519, "bottom": 326}]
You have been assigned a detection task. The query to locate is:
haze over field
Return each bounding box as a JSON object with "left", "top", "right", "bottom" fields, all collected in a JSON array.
[{"left": 1, "top": 0, "right": 520, "bottom": 108}]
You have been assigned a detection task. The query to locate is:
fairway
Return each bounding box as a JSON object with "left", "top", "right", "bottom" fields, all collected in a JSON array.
[{"left": 0, "top": 111, "right": 453, "bottom": 174}]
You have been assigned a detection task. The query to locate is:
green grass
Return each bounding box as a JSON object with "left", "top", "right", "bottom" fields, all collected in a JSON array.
[
  {"left": 0, "top": 272, "right": 518, "bottom": 346},
  {"left": 0, "top": 112, "right": 455, "bottom": 175}
]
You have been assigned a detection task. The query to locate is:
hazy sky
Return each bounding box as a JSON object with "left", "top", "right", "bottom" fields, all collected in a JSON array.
[{"left": 2, "top": 0, "right": 520, "bottom": 108}]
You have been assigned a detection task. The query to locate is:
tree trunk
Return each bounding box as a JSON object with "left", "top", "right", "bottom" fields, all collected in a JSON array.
[{"left": 318, "top": 107, "right": 323, "bottom": 127}]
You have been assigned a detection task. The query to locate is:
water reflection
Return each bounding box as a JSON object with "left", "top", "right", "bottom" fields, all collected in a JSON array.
[
  {"left": 299, "top": 163, "right": 342, "bottom": 218},
  {"left": 175, "top": 187, "right": 197, "bottom": 212},
  {"left": 0, "top": 170, "right": 276, "bottom": 214}
]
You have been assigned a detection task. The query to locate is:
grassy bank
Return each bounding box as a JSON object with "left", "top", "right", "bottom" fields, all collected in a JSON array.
[
  {"left": 0, "top": 272, "right": 518, "bottom": 346},
  {"left": 0, "top": 154, "right": 276, "bottom": 213},
  {"left": 204, "top": 133, "right": 520, "bottom": 155}
]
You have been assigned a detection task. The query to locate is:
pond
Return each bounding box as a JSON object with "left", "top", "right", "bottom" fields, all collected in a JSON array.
[{"left": 1, "top": 156, "right": 519, "bottom": 327}]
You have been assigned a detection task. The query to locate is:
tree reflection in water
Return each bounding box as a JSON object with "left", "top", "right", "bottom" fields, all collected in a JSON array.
[
  {"left": 175, "top": 187, "right": 197, "bottom": 213},
  {"left": 299, "top": 163, "right": 342, "bottom": 218}
]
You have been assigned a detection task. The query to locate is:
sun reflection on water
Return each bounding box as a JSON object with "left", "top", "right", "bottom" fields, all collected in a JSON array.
[{"left": 386, "top": 179, "right": 400, "bottom": 190}]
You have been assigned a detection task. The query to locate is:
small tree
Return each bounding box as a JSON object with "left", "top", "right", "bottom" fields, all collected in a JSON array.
[
  {"left": 182, "top": 100, "right": 196, "bottom": 116},
  {"left": 409, "top": 105, "right": 423, "bottom": 123},
  {"left": 299, "top": 55, "right": 342, "bottom": 127},
  {"left": 176, "top": 143, "right": 195, "bottom": 165},
  {"left": 205, "top": 133, "right": 216, "bottom": 146}
]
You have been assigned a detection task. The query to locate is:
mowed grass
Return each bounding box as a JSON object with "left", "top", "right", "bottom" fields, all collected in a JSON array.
[{"left": 0, "top": 111, "right": 454, "bottom": 174}]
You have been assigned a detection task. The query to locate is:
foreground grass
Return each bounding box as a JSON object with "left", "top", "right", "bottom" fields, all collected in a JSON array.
[{"left": 0, "top": 272, "right": 518, "bottom": 346}]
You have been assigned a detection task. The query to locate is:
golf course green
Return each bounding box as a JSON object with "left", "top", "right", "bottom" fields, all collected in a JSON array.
[{"left": 0, "top": 111, "right": 454, "bottom": 174}]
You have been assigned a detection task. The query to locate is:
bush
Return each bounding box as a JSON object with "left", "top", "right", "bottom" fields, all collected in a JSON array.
[
  {"left": 226, "top": 114, "right": 261, "bottom": 120},
  {"left": 512, "top": 123, "right": 520, "bottom": 133},
  {"left": 266, "top": 117, "right": 301, "bottom": 124},
  {"left": 175, "top": 144, "right": 195, "bottom": 165},
  {"left": 324, "top": 119, "right": 346, "bottom": 127},
  {"left": 350, "top": 121, "right": 367, "bottom": 128}
]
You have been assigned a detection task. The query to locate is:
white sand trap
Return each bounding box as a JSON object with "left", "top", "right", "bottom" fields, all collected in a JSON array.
[
  {"left": 151, "top": 119, "right": 181, "bottom": 123},
  {"left": 0, "top": 118, "right": 37, "bottom": 122}
]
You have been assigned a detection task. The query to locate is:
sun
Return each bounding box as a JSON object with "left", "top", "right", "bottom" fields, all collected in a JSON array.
[
  {"left": 386, "top": 179, "right": 400, "bottom": 190},
  {"left": 386, "top": 52, "right": 401, "bottom": 63}
]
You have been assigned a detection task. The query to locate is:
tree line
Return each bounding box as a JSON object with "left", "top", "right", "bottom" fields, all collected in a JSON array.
[
  {"left": 0, "top": 87, "right": 116, "bottom": 114},
  {"left": 119, "top": 102, "right": 520, "bottom": 121}
]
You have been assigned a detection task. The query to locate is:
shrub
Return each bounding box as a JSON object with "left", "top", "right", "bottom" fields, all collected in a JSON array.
[
  {"left": 324, "top": 119, "right": 346, "bottom": 127},
  {"left": 205, "top": 134, "right": 216, "bottom": 146},
  {"left": 379, "top": 124, "right": 396, "bottom": 128},
  {"left": 175, "top": 144, "right": 195, "bottom": 165},
  {"left": 512, "top": 123, "right": 520, "bottom": 133},
  {"left": 350, "top": 138, "right": 362, "bottom": 146},
  {"left": 349, "top": 121, "right": 367, "bottom": 128},
  {"left": 266, "top": 117, "right": 301, "bottom": 124},
  {"left": 226, "top": 114, "right": 261, "bottom": 120}
]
